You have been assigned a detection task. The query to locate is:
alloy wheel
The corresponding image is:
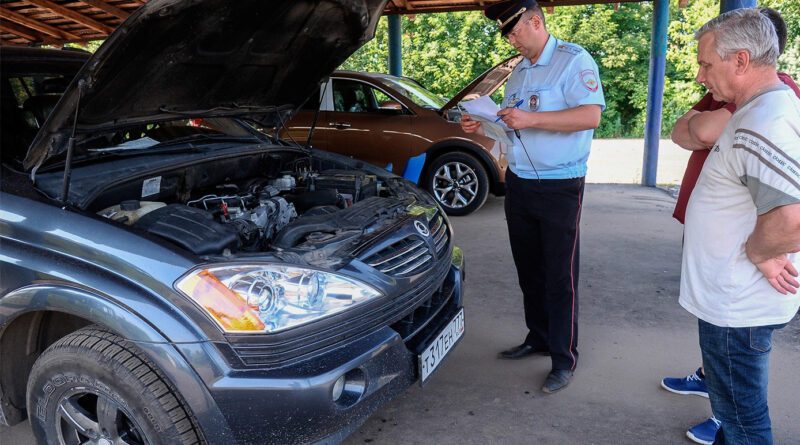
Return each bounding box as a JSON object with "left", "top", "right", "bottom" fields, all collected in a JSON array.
[
  {"left": 432, "top": 161, "right": 479, "bottom": 209},
  {"left": 56, "top": 390, "right": 146, "bottom": 445}
]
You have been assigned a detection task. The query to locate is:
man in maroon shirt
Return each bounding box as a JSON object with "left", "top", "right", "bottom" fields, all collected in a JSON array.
[{"left": 662, "top": 7, "right": 800, "bottom": 445}]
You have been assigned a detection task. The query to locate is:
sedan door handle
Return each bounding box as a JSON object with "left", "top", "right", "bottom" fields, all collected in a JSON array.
[{"left": 329, "top": 122, "right": 352, "bottom": 129}]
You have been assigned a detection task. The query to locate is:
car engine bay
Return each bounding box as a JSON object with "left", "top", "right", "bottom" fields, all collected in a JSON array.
[{"left": 30, "top": 147, "right": 429, "bottom": 259}]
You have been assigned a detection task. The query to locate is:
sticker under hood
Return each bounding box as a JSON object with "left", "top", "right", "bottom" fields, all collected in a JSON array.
[{"left": 24, "top": 0, "right": 387, "bottom": 171}]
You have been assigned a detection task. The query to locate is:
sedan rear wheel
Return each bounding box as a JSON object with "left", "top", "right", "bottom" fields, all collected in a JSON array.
[{"left": 427, "top": 152, "right": 489, "bottom": 216}]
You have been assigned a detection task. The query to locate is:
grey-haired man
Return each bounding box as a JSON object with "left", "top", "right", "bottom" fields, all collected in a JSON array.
[{"left": 681, "top": 8, "right": 800, "bottom": 444}]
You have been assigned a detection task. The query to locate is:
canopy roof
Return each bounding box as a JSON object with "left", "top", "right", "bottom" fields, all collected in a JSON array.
[{"left": 0, "top": 0, "right": 649, "bottom": 46}]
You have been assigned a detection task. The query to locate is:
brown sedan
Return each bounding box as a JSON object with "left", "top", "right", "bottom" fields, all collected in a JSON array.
[{"left": 285, "top": 56, "right": 522, "bottom": 215}]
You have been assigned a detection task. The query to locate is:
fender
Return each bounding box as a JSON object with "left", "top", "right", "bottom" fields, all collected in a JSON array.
[
  {"left": 0, "top": 284, "right": 192, "bottom": 343},
  {"left": 0, "top": 285, "right": 235, "bottom": 442},
  {"left": 0, "top": 209, "right": 223, "bottom": 344}
]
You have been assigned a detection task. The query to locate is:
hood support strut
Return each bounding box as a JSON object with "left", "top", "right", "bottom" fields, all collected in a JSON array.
[
  {"left": 305, "top": 79, "right": 328, "bottom": 150},
  {"left": 60, "top": 80, "right": 86, "bottom": 208}
]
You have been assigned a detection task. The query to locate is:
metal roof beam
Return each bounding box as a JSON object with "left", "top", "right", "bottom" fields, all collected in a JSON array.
[
  {"left": 0, "top": 22, "right": 61, "bottom": 45},
  {"left": 25, "top": 0, "right": 115, "bottom": 34},
  {"left": 0, "top": 22, "right": 40, "bottom": 42},
  {"left": 0, "top": 6, "right": 81, "bottom": 40},
  {"left": 80, "top": 0, "right": 130, "bottom": 20}
]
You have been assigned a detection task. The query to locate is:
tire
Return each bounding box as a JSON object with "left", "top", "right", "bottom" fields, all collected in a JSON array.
[
  {"left": 426, "top": 152, "right": 489, "bottom": 216},
  {"left": 27, "top": 326, "right": 202, "bottom": 445}
]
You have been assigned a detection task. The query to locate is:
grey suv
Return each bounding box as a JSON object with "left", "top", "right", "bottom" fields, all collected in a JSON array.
[{"left": 0, "top": 1, "right": 465, "bottom": 444}]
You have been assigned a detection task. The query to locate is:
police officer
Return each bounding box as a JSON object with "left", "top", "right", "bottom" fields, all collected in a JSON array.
[{"left": 461, "top": 0, "right": 605, "bottom": 393}]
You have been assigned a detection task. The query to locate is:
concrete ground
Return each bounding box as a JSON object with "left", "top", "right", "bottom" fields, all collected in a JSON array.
[
  {"left": 342, "top": 186, "right": 800, "bottom": 445},
  {"left": 4, "top": 140, "right": 798, "bottom": 445}
]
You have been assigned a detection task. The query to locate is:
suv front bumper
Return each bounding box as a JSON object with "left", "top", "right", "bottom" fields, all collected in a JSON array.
[{"left": 173, "top": 253, "right": 464, "bottom": 445}]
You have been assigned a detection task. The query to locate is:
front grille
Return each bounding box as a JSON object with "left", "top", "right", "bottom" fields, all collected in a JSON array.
[
  {"left": 364, "top": 236, "right": 432, "bottom": 277},
  {"left": 429, "top": 213, "right": 448, "bottom": 256},
  {"left": 362, "top": 211, "right": 450, "bottom": 277}
]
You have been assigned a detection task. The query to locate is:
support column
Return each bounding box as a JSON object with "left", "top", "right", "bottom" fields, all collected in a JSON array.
[
  {"left": 720, "top": 0, "right": 757, "bottom": 13},
  {"left": 388, "top": 15, "right": 402, "bottom": 77},
  {"left": 641, "top": 0, "right": 669, "bottom": 186}
]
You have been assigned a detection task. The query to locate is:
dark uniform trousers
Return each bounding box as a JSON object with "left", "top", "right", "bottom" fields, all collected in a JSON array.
[{"left": 504, "top": 169, "right": 584, "bottom": 371}]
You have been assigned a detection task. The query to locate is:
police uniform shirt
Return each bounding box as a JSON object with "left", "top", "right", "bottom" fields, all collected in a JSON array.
[{"left": 503, "top": 35, "right": 606, "bottom": 180}]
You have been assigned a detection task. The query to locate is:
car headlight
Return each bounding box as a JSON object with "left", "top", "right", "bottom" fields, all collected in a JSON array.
[{"left": 176, "top": 265, "right": 383, "bottom": 334}]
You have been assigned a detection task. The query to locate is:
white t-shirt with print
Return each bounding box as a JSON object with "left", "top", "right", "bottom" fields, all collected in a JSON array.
[{"left": 680, "top": 86, "right": 800, "bottom": 328}]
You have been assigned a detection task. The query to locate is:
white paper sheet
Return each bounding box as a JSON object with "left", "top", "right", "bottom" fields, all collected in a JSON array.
[
  {"left": 459, "top": 96, "right": 513, "bottom": 147},
  {"left": 88, "top": 137, "right": 159, "bottom": 152},
  {"left": 460, "top": 95, "right": 502, "bottom": 122}
]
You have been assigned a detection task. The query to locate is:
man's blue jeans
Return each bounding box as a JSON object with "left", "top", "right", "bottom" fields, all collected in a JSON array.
[{"left": 698, "top": 319, "right": 786, "bottom": 445}]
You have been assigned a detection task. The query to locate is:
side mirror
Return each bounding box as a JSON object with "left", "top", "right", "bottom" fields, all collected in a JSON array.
[{"left": 379, "top": 100, "right": 403, "bottom": 111}]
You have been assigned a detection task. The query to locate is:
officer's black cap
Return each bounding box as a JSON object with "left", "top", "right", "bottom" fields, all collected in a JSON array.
[{"left": 485, "top": 0, "right": 539, "bottom": 36}]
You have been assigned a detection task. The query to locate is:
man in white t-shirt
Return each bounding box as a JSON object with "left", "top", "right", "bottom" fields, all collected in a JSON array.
[{"left": 680, "top": 9, "right": 800, "bottom": 444}]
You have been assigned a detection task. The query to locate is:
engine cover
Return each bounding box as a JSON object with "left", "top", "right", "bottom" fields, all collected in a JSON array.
[{"left": 134, "top": 204, "right": 238, "bottom": 255}]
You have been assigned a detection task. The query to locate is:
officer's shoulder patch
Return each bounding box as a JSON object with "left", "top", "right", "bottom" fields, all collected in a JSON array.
[
  {"left": 580, "top": 69, "right": 599, "bottom": 92},
  {"left": 556, "top": 43, "right": 582, "bottom": 56}
]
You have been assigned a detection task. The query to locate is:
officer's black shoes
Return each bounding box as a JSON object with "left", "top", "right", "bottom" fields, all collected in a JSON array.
[
  {"left": 497, "top": 344, "right": 550, "bottom": 359},
  {"left": 541, "top": 369, "right": 574, "bottom": 394}
]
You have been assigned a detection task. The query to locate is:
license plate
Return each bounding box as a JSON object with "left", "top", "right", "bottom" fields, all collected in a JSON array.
[{"left": 419, "top": 308, "right": 465, "bottom": 385}]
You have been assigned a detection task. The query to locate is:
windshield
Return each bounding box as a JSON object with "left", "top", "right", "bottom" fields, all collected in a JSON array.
[{"left": 377, "top": 77, "right": 446, "bottom": 110}]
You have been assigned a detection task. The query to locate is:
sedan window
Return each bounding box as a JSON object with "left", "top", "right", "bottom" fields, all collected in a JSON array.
[
  {"left": 333, "top": 80, "right": 374, "bottom": 112},
  {"left": 377, "top": 77, "right": 446, "bottom": 110}
]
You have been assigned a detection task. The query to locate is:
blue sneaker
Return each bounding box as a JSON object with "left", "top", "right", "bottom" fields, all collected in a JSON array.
[
  {"left": 686, "top": 417, "right": 721, "bottom": 445},
  {"left": 660, "top": 367, "right": 708, "bottom": 397}
]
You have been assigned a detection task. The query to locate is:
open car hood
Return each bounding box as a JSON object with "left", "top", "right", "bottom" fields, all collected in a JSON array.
[
  {"left": 439, "top": 54, "right": 523, "bottom": 113},
  {"left": 24, "top": 0, "right": 387, "bottom": 171}
]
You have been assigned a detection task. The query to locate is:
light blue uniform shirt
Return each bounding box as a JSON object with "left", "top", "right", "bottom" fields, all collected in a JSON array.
[{"left": 503, "top": 35, "right": 606, "bottom": 180}]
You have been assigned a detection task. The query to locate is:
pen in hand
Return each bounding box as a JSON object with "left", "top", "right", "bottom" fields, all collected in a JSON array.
[
  {"left": 495, "top": 99, "right": 525, "bottom": 122},
  {"left": 497, "top": 99, "right": 526, "bottom": 138}
]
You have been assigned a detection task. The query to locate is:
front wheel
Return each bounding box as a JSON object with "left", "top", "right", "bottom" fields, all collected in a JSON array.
[
  {"left": 426, "top": 152, "right": 489, "bottom": 216},
  {"left": 27, "top": 326, "right": 202, "bottom": 445}
]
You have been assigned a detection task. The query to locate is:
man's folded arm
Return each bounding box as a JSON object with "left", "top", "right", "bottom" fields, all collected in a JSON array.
[{"left": 746, "top": 203, "right": 800, "bottom": 263}]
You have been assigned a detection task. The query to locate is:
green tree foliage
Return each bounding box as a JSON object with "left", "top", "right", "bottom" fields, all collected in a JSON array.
[
  {"left": 342, "top": 11, "right": 516, "bottom": 102},
  {"left": 662, "top": 0, "right": 718, "bottom": 135},
  {"left": 547, "top": 4, "right": 652, "bottom": 136},
  {"left": 342, "top": 0, "right": 800, "bottom": 138},
  {"left": 763, "top": 0, "right": 800, "bottom": 77}
]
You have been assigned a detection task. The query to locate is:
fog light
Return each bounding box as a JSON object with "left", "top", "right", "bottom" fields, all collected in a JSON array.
[{"left": 332, "top": 376, "right": 346, "bottom": 401}]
